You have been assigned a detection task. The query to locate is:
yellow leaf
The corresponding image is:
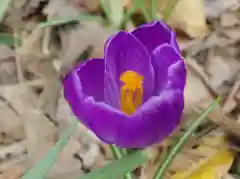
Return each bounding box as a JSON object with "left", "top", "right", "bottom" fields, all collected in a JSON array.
[
  {"left": 158, "top": 0, "right": 209, "bottom": 38},
  {"left": 172, "top": 135, "right": 235, "bottom": 179}
]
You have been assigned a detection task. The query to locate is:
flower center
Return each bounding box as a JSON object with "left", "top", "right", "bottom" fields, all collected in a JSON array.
[{"left": 120, "top": 70, "right": 144, "bottom": 115}]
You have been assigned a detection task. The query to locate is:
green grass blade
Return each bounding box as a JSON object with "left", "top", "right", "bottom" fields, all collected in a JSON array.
[
  {"left": 108, "top": 0, "right": 125, "bottom": 28},
  {"left": 162, "top": 0, "right": 180, "bottom": 21},
  {"left": 109, "top": 144, "right": 133, "bottom": 179},
  {"left": 0, "top": 33, "right": 17, "bottom": 47},
  {"left": 21, "top": 118, "right": 79, "bottom": 179},
  {"left": 77, "top": 150, "right": 149, "bottom": 179},
  {"left": 153, "top": 97, "right": 220, "bottom": 179},
  {"left": 38, "top": 15, "right": 102, "bottom": 28},
  {"left": 0, "top": 0, "right": 11, "bottom": 22}
]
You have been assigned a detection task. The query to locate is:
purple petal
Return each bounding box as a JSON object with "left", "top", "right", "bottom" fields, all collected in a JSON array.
[
  {"left": 131, "top": 20, "right": 180, "bottom": 54},
  {"left": 152, "top": 44, "right": 185, "bottom": 94},
  {"left": 77, "top": 58, "right": 104, "bottom": 101},
  {"left": 116, "top": 89, "right": 184, "bottom": 148},
  {"left": 83, "top": 97, "right": 127, "bottom": 143},
  {"left": 104, "top": 31, "right": 155, "bottom": 107},
  {"left": 63, "top": 58, "right": 104, "bottom": 126},
  {"left": 167, "top": 60, "right": 186, "bottom": 91}
]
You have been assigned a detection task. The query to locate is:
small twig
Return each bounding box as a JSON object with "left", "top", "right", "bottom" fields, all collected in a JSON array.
[{"left": 13, "top": 31, "right": 24, "bottom": 82}]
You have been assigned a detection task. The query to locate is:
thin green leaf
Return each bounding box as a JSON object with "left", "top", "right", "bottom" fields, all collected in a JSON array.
[
  {"left": 109, "top": 144, "right": 132, "bottom": 179},
  {"left": 151, "top": 0, "right": 158, "bottom": 20},
  {"left": 100, "top": 0, "right": 111, "bottom": 19},
  {"left": 21, "top": 118, "right": 79, "bottom": 179},
  {"left": 38, "top": 15, "right": 102, "bottom": 28},
  {"left": 0, "top": 0, "right": 11, "bottom": 22},
  {"left": 162, "top": 0, "right": 180, "bottom": 21},
  {"left": 77, "top": 150, "right": 149, "bottom": 179},
  {"left": 153, "top": 97, "right": 220, "bottom": 179},
  {"left": 108, "top": 0, "right": 125, "bottom": 27},
  {"left": 0, "top": 33, "right": 16, "bottom": 47}
]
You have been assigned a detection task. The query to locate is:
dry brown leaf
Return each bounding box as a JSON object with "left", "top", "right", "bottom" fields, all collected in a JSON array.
[
  {"left": 204, "top": 0, "right": 239, "bottom": 19},
  {"left": 0, "top": 142, "right": 26, "bottom": 172},
  {"left": 221, "top": 11, "right": 240, "bottom": 27},
  {"left": 0, "top": 84, "right": 57, "bottom": 168},
  {"left": 0, "top": 166, "right": 24, "bottom": 179},
  {"left": 71, "top": 0, "right": 100, "bottom": 12},
  {"left": 39, "top": 79, "right": 61, "bottom": 119},
  {"left": 43, "top": 0, "right": 82, "bottom": 20},
  {"left": 204, "top": 50, "right": 240, "bottom": 90},
  {"left": 57, "top": 21, "right": 115, "bottom": 76},
  {"left": 184, "top": 59, "right": 212, "bottom": 112}
]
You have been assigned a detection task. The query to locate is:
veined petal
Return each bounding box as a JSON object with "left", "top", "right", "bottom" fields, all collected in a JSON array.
[
  {"left": 77, "top": 58, "right": 104, "bottom": 101},
  {"left": 116, "top": 89, "right": 184, "bottom": 148},
  {"left": 131, "top": 20, "right": 180, "bottom": 53},
  {"left": 83, "top": 97, "right": 127, "bottom": 143},
  {"left": 104, "top": 31, "right": 155, "bottom": 107},
  {"left": 63, "top": 58, "right": 104, "bottom": 126},
  {"left": 167, "top": 60, "right": 186, "bottom": 91},
  {"left": 152, "top": 44, "right": 185, "bottom": 94}
]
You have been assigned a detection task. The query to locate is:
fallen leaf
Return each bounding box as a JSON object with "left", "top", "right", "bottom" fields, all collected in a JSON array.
[
  {"left": 172, "top": 135, "right": 235, "bottom": 179},
  {"left": 220, "top": 11, "right": 240, "bottom": 27},
  {"left": 158, "top": 0, "right": 209, "bottom": 38},
  {"left": 204, "top": 0, "right": 239, "bottom": 19}
]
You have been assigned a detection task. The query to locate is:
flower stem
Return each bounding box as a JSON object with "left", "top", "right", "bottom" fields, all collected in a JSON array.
[
  {"left": 153, "top": 97, "right": 220, "bottom": 179},
  {"left": 110, "top": 144, "right": 133, "bottom": 179}
]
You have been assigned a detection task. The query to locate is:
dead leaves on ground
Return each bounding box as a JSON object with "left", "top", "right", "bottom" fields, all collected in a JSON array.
[{"left": 0, "top": 0, "right": 239, "bottom": 178}]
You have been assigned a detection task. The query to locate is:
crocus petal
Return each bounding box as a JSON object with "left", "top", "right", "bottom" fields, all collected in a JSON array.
[
  {"left": 167, "top": 60, "right": 186, "bottom": 91},
  {"left": 104, "top": 31, "right": 155, "bottom": 107},
  {"left": 116, "top": 89, "right": 184, "bottom": 148},
  {"left": 152, "top": 44, "right": 185, "bottom": 94},
  {"left": 63, "top": 58, "right": 104, "bottom": 126},
  {"left": 77, "top": 58, "right": 104, "bottom": 101},
  {"left": 83, "top": 97, "right": 127, "bottom": 143},
  {"left": 131, "top": 20, "right": 180, "bottom": 54}
]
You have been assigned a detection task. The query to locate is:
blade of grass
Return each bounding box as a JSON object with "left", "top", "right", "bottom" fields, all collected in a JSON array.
[
  {"left": 151, "top": 0, "right": 158, "bottom": 20},
  {"left": 21, "top": 118, "right": 79, "bottom": 179},
  {"left": 153, "top": 97, "right": 220, "bottom": 179},
  {"left": 108, "top": 0, "right": 125, "bottom": 28},
  {"left": 77, "top": 150, "right": 149, "bottom": 179},
  {"left": 38, "top": 15, "right": 103, "bottom": 28},
  {"left": 110, "top": 144, "right": 132, "bottom": 179},
  {"left": 0, "top": 0, "right": 11, "bottom": 22},
  {"left": 162, "top": 0, "right": 181, "bottom": 21},
  {"left": 0, "top": 33, "right": 17, "bottom": 47}
]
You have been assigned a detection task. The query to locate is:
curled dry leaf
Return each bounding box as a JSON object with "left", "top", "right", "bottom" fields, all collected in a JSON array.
[{"left": 0, "top": 84, "right": 57, "bottom": 168}]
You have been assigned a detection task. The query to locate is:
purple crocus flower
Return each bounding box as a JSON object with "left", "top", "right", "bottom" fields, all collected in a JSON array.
[{"left": 64, "top": 20, "right": 186, "bottom": 148}]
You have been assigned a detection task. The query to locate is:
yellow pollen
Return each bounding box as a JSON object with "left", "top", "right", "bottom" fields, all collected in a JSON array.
[{"left": 120, "top": 71, "right": 144, "bottom": 115}]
